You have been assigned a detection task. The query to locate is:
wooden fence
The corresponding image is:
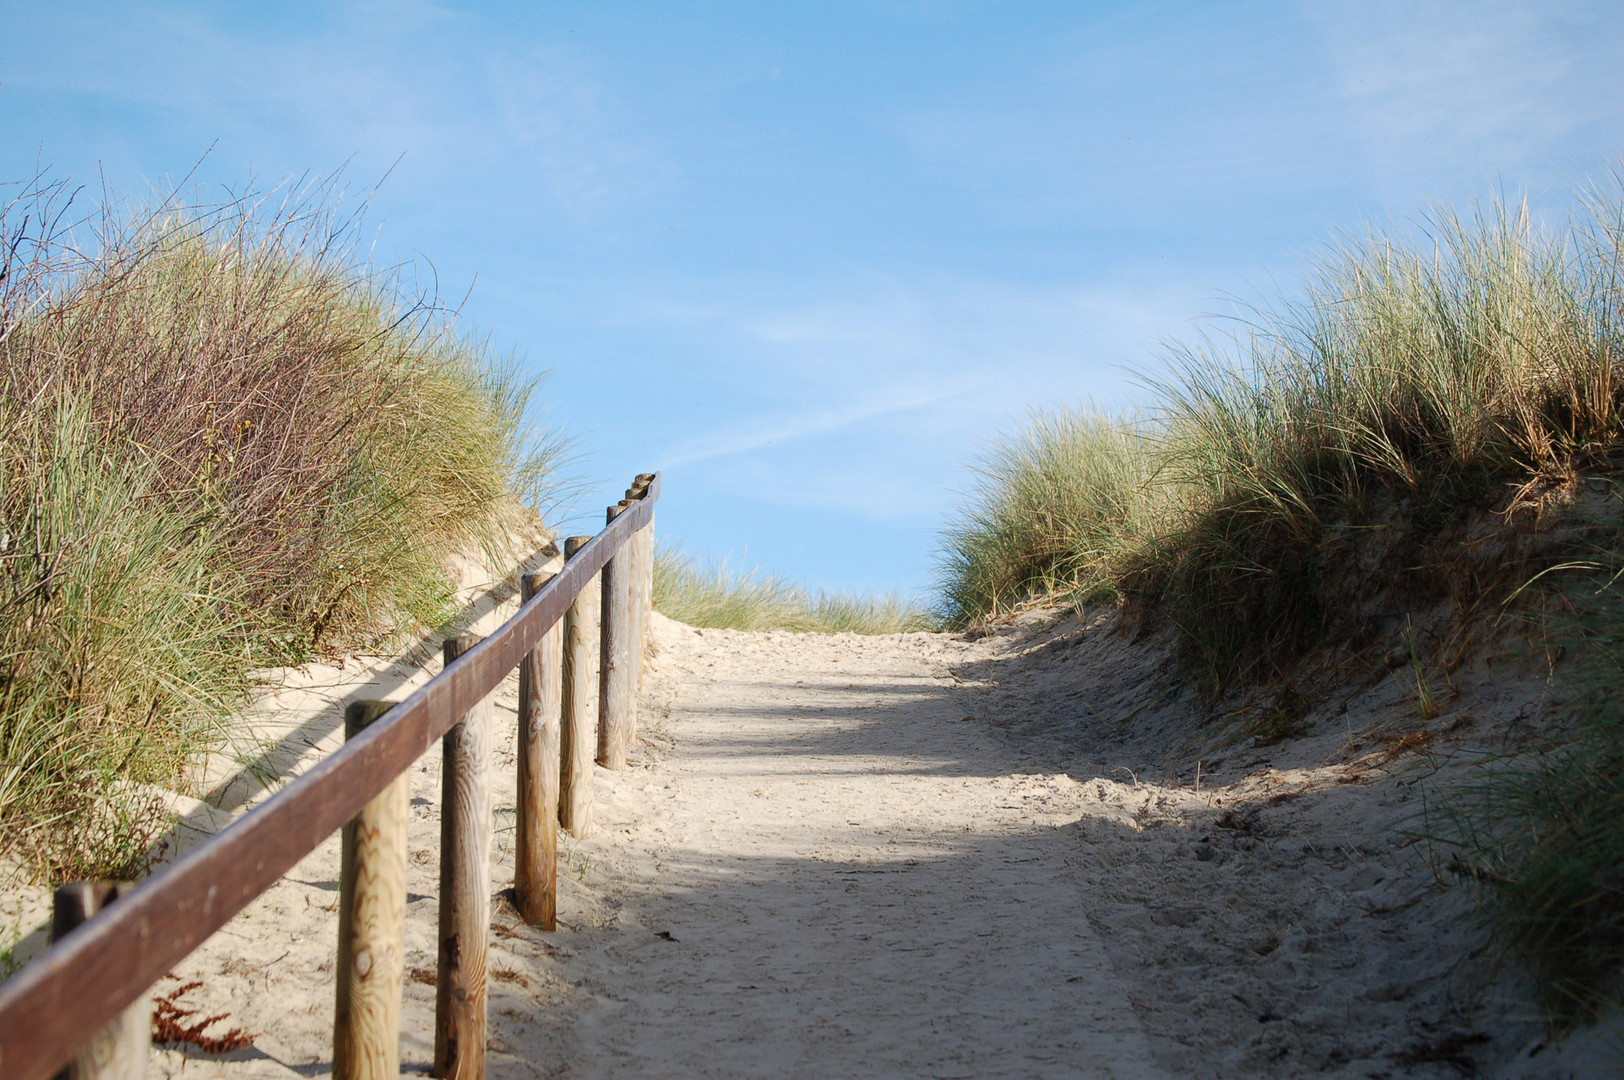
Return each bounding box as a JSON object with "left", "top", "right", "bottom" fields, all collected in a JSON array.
[{"left": 0, "top": 473, "right": 661, "bottom": 1080}]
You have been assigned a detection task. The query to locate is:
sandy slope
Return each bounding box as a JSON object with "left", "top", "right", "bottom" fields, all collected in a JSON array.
[{"left": 9, "top": 601, "right": 1624, "bottom": 1077}]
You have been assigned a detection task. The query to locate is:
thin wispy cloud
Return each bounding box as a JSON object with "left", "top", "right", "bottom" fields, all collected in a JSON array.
[
  {"left": 1311, "top": 0, "right": 1624, "bottom": 188},
  {"left": 7, "top": 4, "right": 670, "bottom": 223},
  {"left": 889, "top": 0, "right": 1622, "bottom": 232},
  {"left": 5, "top": 2, "right": 1617, "bottom": 592},
  {"left": 658, "top": 375, "right": 988, "bottom": 469}
]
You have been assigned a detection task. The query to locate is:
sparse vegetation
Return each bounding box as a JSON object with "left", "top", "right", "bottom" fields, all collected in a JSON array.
[
  {"left": 0, "top": 177, "right": 561, "bottom": 878},
  {"left": 1435, "top": 561, "right": 1624, "bottom": 1024},
  {"left": 654, "top": 545, "right": 936, "bottom": 634}
]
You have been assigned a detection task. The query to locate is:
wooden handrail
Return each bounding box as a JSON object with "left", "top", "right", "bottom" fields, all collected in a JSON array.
[{"left": 0, "top": 474, "right": 659, "bottom": 1080}]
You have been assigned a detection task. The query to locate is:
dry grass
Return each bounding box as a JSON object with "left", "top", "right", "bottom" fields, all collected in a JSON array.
[
  {"left": 939, "top": 410, "right": 1159, "bottom": 622},
  {"left": 654, "top": 546, "right": 937, "bottom": 634},
  {"left": 0, "top": 176, "right": 563, "bottom": 877}
]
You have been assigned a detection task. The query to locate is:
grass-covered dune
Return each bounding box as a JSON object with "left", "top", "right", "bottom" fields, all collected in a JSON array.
[
  {"left": 943, "top": 175, "right": 1624, "bottom": 690},
  {"left": 939, "top": 170, "right": 1624, "bottom": 1020},
  {"left": 0, "top": 180, "right": 557, "bottom": 879}
]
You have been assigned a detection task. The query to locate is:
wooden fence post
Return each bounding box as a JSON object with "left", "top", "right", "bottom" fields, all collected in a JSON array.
[
  {"left": 598, "top": 501, "right": 637, "bottom": 769},
  {"left": 434, "top": 636, "right": 490, "bottom": 1080},
  {"left": 626, "top": 475, "right": 656, "bottom": 694},
  {"left": 51, "top": 882, "right": 148, "bottom": 1080},
  {"left": 621, "top": 485, "right": 641, "bottom": 699},
  {"left": 334, "top": 700, "right": 407, "bottom": 1080},
  {"left": 639, "top": 500, "right": 655, "bottom": 690},
  {"left": 515, "top": 572, "right": 561, "bottom": 930},
  {"left": 560, "top": 535, "right": 600, "bottom": 838}
]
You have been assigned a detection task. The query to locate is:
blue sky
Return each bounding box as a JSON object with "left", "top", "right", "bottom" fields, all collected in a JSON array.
[{"left": 4, "top": 2, "right": 1622, "bottom": 598}]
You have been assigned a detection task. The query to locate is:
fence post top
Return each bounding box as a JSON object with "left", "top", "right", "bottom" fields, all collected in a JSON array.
[
  {"left": 344, "top": 700, "right": 395, "bottom": 737},
  {"left": 443, "top": 634, "right": 482, "bottom": 662}
]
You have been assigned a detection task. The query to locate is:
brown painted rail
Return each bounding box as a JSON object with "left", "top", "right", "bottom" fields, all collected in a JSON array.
[{"left": 0, "top": 474, "right": 658, "bottom": 1080}]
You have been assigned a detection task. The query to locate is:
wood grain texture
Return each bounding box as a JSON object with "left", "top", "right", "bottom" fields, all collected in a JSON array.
[
  {"left": 434, "top": 636, "right": 491, "bottom": 1080},
  {"left": 635, "top": 512, "right": 654, "bottom": 694},
  {"left": 515, "top": 572, "right": 562, "bottom": 929},
  {"left": 622, "top": 488, "right": 642, "bottom": 700},
  {"left": 51, "top": 883, "right": 148, "bottom": 1080},
  {"left": 560, "top": 535, "right": 600, "bottom": 839},
  {"left": 623, "top": 477, "right": 656, "bottom": 695},
  {"left": 626, "top": 475, "right": 656, "bottom": 695},
  {"left": 334, "top": 701, "right": 408, "bottom": 1080},
  {"left": 0, "top": 476, "right": 658, "bottom": 1080},
  {"left": 598, "top": 502, "right": 637, "bottom": 770}
]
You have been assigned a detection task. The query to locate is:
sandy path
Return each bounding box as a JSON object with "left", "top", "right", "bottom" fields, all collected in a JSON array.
[
  {"left": 22, "top": 602, "right": 1611, "bottom": 1077},
  {"left": 548, "top": 620, "right": 1165, "bottom": 1079}
]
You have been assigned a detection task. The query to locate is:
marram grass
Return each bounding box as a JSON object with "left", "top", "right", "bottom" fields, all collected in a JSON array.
[
  {"left": 939, "top": 409, "right": 1160, "bottom": 622},
  {"left": 942, "top": 174, "right": 1624, "bottom": 687},
  {"left": 939, "top": 168, "right": 1624, "bottom": 1026},
  {"left": 0, "top": 178, "right": 563, "bottom": 878}
]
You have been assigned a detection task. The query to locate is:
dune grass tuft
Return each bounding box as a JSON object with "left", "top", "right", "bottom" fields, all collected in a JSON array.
[
  {"left": 653, "top": 546, "right": 937, "bottom": 634},
  {"left": 0, "top": 176, "right": 562, "bottom": 877},
  {"left": 939, "top": 410, "right": 1159, "bottom": 623}
]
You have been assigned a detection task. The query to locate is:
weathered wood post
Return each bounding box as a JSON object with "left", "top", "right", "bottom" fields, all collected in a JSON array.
[
  {"left": 560, "top": 535, "right": 600, "bottom": 838},
  {"left": 515, "top": 571, "right": 562, "bottom": 929},
  {"left": 334, "top": 700, "right": 408, "bottom": 1080},
  {"left": 434, "top": 636, "right": 491, "bottom": 1080},
  {"left": 627, "top": 475, "right": 656, "bottom": 694},
  {"left": 598, "top": 501, "right": 636, "bottom": 770},
  {"left": 50, "top": 882, "right": 148, "bottom": 1080},
  {"left": 636, "top": 472, "right": 656, "bottom": 627}
]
